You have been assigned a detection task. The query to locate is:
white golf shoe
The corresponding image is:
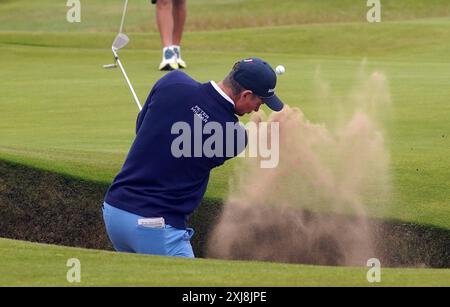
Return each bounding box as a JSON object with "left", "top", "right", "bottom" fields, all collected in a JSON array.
[
  {"left": 173, "top": 46, "right": 187, "bottom": 69},
  {"left": 159, "top": 47, "right": 179, "bottom": 71}
]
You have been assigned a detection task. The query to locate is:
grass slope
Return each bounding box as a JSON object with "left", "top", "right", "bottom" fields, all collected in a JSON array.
[
  {"left": 1, "top": 19, "right": 449, "bottom": 228},
  {"left": 1, "top": 238, "right": 449, "bottom": 286}
]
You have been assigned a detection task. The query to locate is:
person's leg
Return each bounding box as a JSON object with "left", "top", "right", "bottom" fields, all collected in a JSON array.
[
  {"left": 102, "top": 202, "right": 194, "bottom": 257},
  {"left": 172, "top": 0, "right": 186, "bottom": 46},
  {"left": 155, "top": 0, "right": 178, "bottom": 70},
  {"left": 156, "top": 0, "right": 173, "bottom": 47},
  {"left": 103, "top": 202, "right": 167, "bottom": 255},
  {"left": 102, "top": 202, "right": 134, "bottom": 253},
  {"left": 171, "top": 0, "right": 187, "bottom": 68},
  {"left": 133, "top": 225, "right": 167, "bottom": 255},
  {"left": 166, "top": 226, "right": 195, "bottom": 258}
]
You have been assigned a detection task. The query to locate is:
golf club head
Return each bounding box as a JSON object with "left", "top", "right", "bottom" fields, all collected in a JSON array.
[
  {"left": 112, "top": 33, "right": 129, "bottom": 51},
  {"left": 103, "top": 63, "right": 118, "bottom": 69}
]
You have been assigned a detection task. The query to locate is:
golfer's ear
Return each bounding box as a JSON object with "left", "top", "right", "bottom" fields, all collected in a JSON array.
[{"left": 242, "top": 90, "right": 253, "bottom": 98}]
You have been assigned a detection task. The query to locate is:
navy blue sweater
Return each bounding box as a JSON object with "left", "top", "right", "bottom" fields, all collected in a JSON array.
[{"left": 105, "top": 71, "right": 246, "bottom": 229}]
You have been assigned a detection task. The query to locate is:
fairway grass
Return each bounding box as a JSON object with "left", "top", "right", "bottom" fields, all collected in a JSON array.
[
  {"left": 1, "top": 238, "right": 449, "bottom": 286},
  {"left": 0, "top": 0, "right": 449, "bottom": 286},
  {"left": 1, "top": 0, "right": 450, "bottom": 33},
  {"left": 1, "top": 20, "right": 449, "bottom": 229}
]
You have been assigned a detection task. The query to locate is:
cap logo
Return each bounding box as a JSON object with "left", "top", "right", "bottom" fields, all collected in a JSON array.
[
  {"left": 268, "top": 88, "right": 275, "bottom": 93},
  {"left": 243, "top": 59, "right": 253, "bottom": 62}
]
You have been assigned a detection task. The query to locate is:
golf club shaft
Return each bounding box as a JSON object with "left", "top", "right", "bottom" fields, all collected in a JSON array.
[
  {"left": 113, "top": 49, "right": 142, "bottom": 111},
  {"left": 119, "top": 0, "right": 129, "bottom": 34}
]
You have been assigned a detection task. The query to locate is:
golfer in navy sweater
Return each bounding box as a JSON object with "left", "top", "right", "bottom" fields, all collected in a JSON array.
[{"left": 103, "top": 57, "right": 284, "bottom": 257}]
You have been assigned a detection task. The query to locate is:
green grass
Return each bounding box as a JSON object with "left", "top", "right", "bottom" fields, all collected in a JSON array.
[
  {"left": 1, "top": 238, "right": 449, "bottom": 286},
  {"left": 1, "top": 0, "right": 449, "bottom": 32},
  {"left": 0, "top": 0, "right": 449, "bottom": 286},
  {"left": 1, "top": 19, "right": 449, "bottom": 228}
]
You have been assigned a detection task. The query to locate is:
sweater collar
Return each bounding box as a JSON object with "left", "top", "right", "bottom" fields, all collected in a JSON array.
[
  {"left": 200, "top": 82, "right": 236, "bottom": 114},
  {"left": 210, "top": 81, "right": 235, "bottom": 107}
]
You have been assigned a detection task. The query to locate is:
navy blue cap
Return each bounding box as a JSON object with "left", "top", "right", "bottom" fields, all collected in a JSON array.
[{"left": 232, "top": 58, "right": 284, "bottom": 111}]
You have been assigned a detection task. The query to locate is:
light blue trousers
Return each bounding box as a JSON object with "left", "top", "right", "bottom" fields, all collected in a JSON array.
[{"left": 102, "top": 202, "right": 195, "bottom": 257}]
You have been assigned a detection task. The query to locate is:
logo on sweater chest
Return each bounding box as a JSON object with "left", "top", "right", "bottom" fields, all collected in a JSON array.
[
  {"left": 170, "top": 114, "right": 280, "bottom": 168},
  {"left": 191, "top": 105, "right": 209, "bottom": 123}
]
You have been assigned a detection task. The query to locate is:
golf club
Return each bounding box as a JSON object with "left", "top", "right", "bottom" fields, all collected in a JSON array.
[
  {"left": 111, "top": 33, "right": 142, "bottom": 111},
  {"left": 103, "top": 0, "right": 142, "bottom": 110},
  {"left": 103, "top": 63, "right": 117, "bottom": 69},
  {"left": 103, "top": 0, "right": 128, "bottom": 69}
]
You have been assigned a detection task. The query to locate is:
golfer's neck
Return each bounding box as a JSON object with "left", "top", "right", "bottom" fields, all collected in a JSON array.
[{"left": 216, "top": 81, "right": 236, "bottom": 103}]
